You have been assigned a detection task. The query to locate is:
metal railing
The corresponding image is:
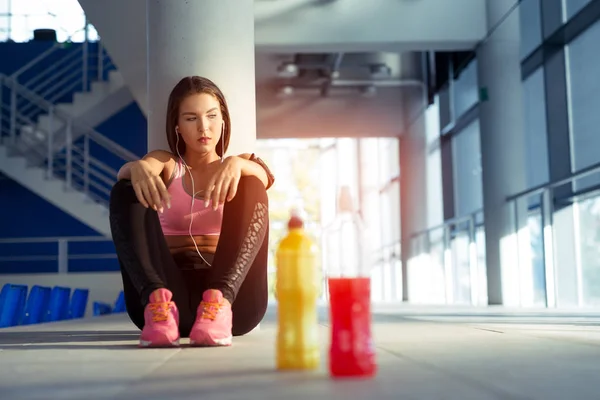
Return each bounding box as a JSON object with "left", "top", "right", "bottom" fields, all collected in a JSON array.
[
  {"left": 369, "top": 240, "right": 402, "bottom": 302},
  {"left": 410, "top": 209, "right": 484, "bottom": 242},
  {"left": 506, "top": 161, "right": 600, "bottom": 308},
  {"left": 10, "top": 26, "right": 115, "bottom": 123},
  {"left": 0, "top": 236, "right": 115, "bottom": 273},
  {"left": 0, "top": 73, "right": 138, "bottom": 207},
  {"left": 407, "top": 162, "right": 600, "bottom": 308},
  {"left": 409, "top": 209, "right": 485, "bottom": 306}
]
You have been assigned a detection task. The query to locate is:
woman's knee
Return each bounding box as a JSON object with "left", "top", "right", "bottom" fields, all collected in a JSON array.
[
  {"left": 232, "top": 299, "right": 268, "bottom": 336},
  {"left": 110, "top": 179, "right": 135, "bottom": 208},
  {"left": 235, "top": 176, "right": 268, "bottom": 204}
]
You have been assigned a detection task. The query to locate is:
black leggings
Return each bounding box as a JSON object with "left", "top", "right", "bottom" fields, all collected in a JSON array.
[{"left": 109, "top": 176, "right": 269, "bottom": 337}]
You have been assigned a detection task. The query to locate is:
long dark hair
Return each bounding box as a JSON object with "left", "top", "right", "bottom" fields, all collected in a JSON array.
[{"left": 165, "top": 76, "right": 231, "bottom": 157}]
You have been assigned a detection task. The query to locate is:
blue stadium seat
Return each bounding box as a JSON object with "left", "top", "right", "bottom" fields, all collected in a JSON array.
[
  {"left": 22, "top": 285, "right": 51, "bottom": 325},
  {"left": 0, "top": 283, "right": 11, "bottom": 314},
  {"left": 93, "top": 301, "right": 113, "bottom": 316},
  {"left": 0, "top": 284, "right": 28, "bottom": 328},
  {"left": 45, "top": 286, "right": 71, "bottom": 322},
  {"left": 112, "top": 290, "right": 126, "bottom": 313},
  {"left": 69, "top": 288, "right": 89, "bottom": 319}
]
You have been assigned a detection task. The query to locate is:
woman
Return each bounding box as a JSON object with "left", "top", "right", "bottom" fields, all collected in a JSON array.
[{"left": 109, "top": 76, "right": 274, "bottom": 348}]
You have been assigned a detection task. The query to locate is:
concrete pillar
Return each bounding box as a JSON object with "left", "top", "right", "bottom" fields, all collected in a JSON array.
[
  {"left": 146, "top": 0, "right": 256, "bottom": 155},
  {"left": 477, "top": 0, "right": 527, "bottom": 306}
]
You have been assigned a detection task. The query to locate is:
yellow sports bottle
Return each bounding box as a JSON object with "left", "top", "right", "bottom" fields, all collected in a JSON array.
[{"left": 275, "top": 211, "right": 320, "bottom": 370}]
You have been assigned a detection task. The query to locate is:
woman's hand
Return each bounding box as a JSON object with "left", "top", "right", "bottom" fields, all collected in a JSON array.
[
  {"left": 204, "top": 156, "right": 243, "bottom": 210},
  {"left": 130, "top": 160, "right": 171, "bottom": 212}
]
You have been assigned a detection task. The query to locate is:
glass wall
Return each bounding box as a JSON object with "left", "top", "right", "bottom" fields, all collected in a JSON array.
[
  {"left": 254, "top": 139, "right": 324, "bottom": 302},
  {"left": 271, "top": 137, "right": 400, "bottom": 303},
  {"left": 255, "top": 137, "right": 402, "bottom": 304},
  {"left": 520, "top": 0, "right": 542, "bottom": 59},
  {"left": 566, "top": 20, "right": 600, "bottom": 191},
  {"left": 369, "top": 138, "right": 402, "bottom": 302},
  {"left": 451, "top": 60, "right": 479, "bottom": 118},
  {"left": 522, "top": 68, "right": 550, "bottom": 189},
  {"left": 0, "top": 0, "right": 98, "bottom": 42},
  {"left": 565, "top": 18, "right": 600, "bottom": 306},
  {"left": 425, "top": 101, "right": 443, "bottom": 227},
  {"left": 407, "top": 82, "right": 487, "bottom": 305},
  {"left": 507, "top": 0, "right": 600, "bottom": 308},
  {"left": 408, "top": 0, "right": 600, "bottom": 308},
  {"left": 564, "top": 0, "right": 593, "bottom": 21},
  {"left": 452, "top": 120, "right": 483, "bottom": 217}
]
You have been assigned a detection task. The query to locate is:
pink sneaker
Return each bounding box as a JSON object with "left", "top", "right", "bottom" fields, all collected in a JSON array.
[
  {"left": 189, "top": 289, "right": 233, "bottom": 346},
  {"left": 139, "top": 288, "right": 180, "bottom": 348}
]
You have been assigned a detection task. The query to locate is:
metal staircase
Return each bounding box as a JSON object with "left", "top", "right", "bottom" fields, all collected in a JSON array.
[
  {"left": 8, "top": 35, "right": 133, "bottom": 166},
  {"left": 0, "top": 73, "right": 138, "bottom": 237},
  {"left": 0, "top": 30, "right": 141, "bottom": 237}
]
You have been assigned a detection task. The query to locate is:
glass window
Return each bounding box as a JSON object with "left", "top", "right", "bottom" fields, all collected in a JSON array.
[
  {"left": 564, "top": 0, "right": 592, "bottom": 20},
  {"left": 378, "top": 137, "right": 400, "bottom": 244},
  {"left": 575, "top": 195, "right": 600, "bottom": 306},
  {"left": 380, "top": 138, "right": 399, "bottom": 182},
  {"left": 450, "top": 227, "right": 472, "bottom": 305},
  {"left": 452, "top": 119, "right": 483, "bottom": 217},
  {"left": 438, "top": 86, "right": 452, "bottom": 130},
  {"left": 567, "top": 19, "right": 600, "bottom": 191},
  {"left": 519, "top": 0, "right": 542, "bottom": 59},
  {"left": 359, "top": 138, "right": 383, "bottom": 263},
  {"left": 522, "top": 67, "right": 549, "bottom": 189},
  {"left": 1, "top": 0, "right": 96, "bottom": 42},
  {"left": 388, "top": 180, "right": 400, "bottom": 243},
  {"left": 426, "top": 100, "right": 443, "bottom": 227},
  {"left": 452, "top": 59, "right": 479, "bottom": 119}
]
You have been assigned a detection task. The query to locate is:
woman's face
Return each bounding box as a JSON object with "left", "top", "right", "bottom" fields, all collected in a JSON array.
[{"left": 176, "top": 93, "right": 223, "bottom": 156}]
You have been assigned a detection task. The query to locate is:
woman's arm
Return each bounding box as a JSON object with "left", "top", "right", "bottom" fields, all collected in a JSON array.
[
  {"left": 205, "top": 153, "right": 275, "bottom": 209},
  {"left": 117, "top": 150, "right": 174, "bottom": 181},
  {"left": 117, "top": 150, "right": 175, "bottom": 211},
  {"left": 236, "top": 153, "right": 275, "bottom": 189}
]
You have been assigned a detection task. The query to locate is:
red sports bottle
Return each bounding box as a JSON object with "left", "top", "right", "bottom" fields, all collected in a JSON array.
[
  {"left": 328, "top": 277, "right": 377, "bottom": 378},
  {"left": 325, "top": 186, "right": 377, "bottom": 378}
]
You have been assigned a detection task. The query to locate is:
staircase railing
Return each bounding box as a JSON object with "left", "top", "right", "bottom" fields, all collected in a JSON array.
[
  {"left": 0, "top": 236, "right": 116, "bottom": 273},
  {"left": 0, "top": 74, "right": 138, "bottom": 207},
  {"left": 10, "top": 26, "right": 115, "bottom": 124}
]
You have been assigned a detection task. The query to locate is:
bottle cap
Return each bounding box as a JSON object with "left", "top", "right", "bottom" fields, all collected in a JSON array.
[{"left": 288, "top": 208, "right": 304, "bottom": 229}]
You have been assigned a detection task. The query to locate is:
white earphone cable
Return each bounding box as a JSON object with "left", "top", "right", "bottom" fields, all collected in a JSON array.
[{"left": 175, "top": 129, "right": 214, "bottom": 267}]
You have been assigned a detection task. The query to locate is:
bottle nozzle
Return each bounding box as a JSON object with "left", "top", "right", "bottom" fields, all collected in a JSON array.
[{"left": 337, "top": 185, "right": 354, "bottom": 214}]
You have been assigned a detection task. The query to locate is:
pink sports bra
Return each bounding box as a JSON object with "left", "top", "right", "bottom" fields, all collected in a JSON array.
[{"left": 158, "top": 159, "right": 223, "bottom": 236}]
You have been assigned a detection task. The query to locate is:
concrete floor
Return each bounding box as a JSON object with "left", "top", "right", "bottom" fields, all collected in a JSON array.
[{"left": 1, "top": 305, "right": 600, "bottom": 400}]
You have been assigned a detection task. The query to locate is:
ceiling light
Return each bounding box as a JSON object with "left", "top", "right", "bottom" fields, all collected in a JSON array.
[
  {"left": 360, "top": 85, "right": 377, "bottom": 97},
  {"left": 277, "top": 62, "right": 299, "bottom": 78},
  {"left": 369, "top": 64, "right": 391, "bottom": 79},
  {"left": 277, "top": 85, "right": 294, "bottom": 97}
]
